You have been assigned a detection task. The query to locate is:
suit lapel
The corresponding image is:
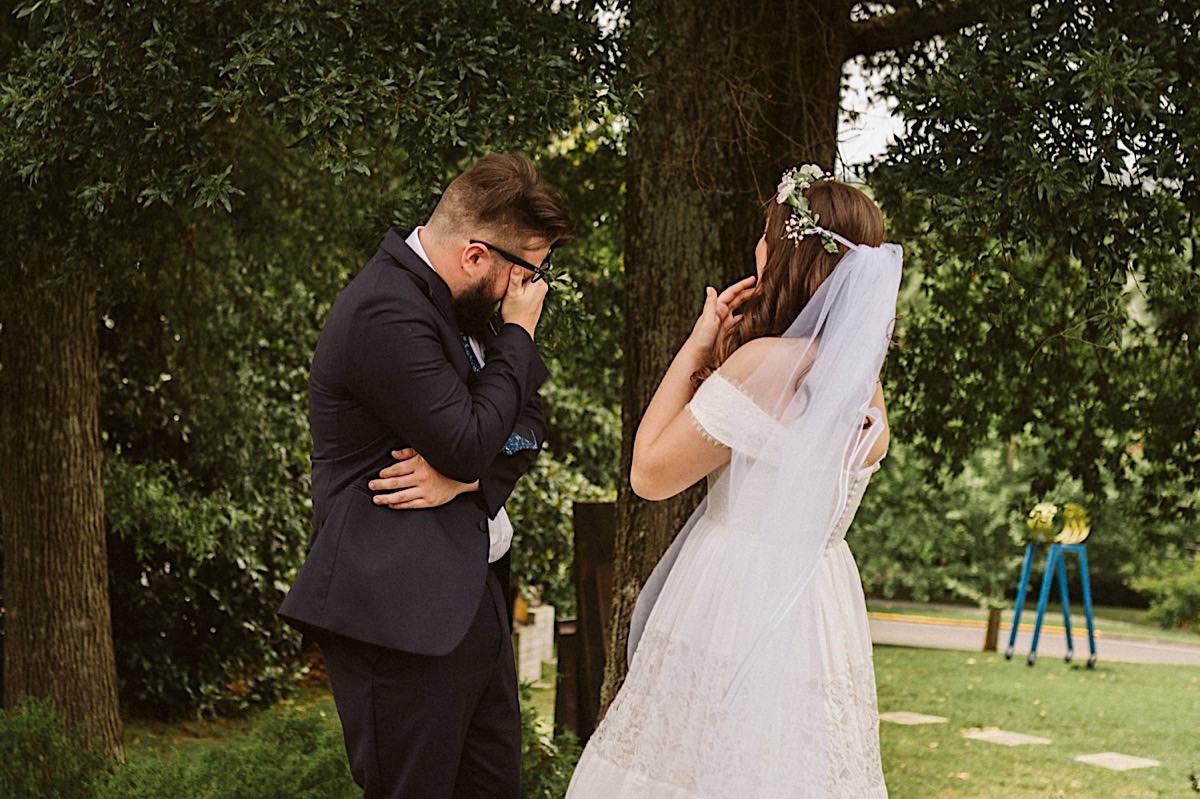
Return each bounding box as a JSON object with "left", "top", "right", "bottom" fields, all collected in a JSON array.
[{"left": 380, "top": 227, "right": 458, "bottom": 328}]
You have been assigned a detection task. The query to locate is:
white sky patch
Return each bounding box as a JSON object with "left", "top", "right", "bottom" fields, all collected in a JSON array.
[{"left": 838, "top": 57, "right": 904, "bottom": 176}]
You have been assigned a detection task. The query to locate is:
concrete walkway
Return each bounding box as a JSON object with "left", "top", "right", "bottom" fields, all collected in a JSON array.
[{"left": 869, "top": 612, "right": 1200, "bottom": 666}]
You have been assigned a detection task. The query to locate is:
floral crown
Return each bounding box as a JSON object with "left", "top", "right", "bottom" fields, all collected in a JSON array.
[{"left": 775, "top": 164, "right": 857, "bottom": 254}]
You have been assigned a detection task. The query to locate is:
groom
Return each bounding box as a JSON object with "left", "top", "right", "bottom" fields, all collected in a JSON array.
[{"left": 279, "top": 154, "right": 572, "bottom": 798}]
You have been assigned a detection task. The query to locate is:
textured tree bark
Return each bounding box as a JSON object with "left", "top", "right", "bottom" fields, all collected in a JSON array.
[
  {"left": 983, "top": 607, "right": 1002, "bottom": 652},
  {"left": 603, "top": 0, "right": 849, "bottom": 710},
  {"left": 0, "top": 272, "right": 125, "bottom": 759}
]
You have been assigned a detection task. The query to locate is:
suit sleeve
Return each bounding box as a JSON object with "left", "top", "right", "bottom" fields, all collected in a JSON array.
[
  {"left": 344, "top": 282, "right": 548, "bottom": 484},
  {"left": 475, "top": 391, "right": 547, "bottom": 517}
]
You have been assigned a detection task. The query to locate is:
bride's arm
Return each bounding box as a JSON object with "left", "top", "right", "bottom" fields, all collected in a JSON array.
[
  {"left": 629, "top": 334, "right": 729, "bottom": 501},
  {"left": 631, "top": 277, "right": 756, "bottom": 501}
]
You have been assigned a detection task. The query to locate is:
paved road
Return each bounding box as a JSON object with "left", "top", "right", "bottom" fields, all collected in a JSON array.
[{"left": 869, "top": 613, "right": 1200, "bottom": 667}]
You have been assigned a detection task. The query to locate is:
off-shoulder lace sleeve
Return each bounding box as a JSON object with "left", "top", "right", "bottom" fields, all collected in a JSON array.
[{"left": 686, "top": 372, "right": 778, "bottom": 455}]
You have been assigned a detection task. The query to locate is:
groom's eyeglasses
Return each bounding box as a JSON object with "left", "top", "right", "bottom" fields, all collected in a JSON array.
[{"left": 470, "top": 240, "right": 552, "bottom": 283}]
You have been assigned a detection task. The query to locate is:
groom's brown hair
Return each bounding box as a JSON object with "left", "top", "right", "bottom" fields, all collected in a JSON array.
[{"left": 430, "top": 154, "right": 575, "bottom": 250}]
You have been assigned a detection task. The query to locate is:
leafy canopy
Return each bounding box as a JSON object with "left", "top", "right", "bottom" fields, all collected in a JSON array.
[{"left": 873, "top": 0, "right": 1199, "bottom": 506}]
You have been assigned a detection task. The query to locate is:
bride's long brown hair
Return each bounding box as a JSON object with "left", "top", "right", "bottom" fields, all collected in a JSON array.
[{"left": 693, "top": 179, "right": 885, "bottom": 386}]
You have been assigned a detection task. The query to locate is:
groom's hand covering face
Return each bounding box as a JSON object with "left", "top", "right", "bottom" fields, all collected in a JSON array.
[{"left": 499, "top": 265, "right": 548, "bottom": 337}]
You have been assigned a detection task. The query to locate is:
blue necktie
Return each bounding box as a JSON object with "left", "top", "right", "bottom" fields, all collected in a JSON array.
[{"left": 461, "top": 334, "right": 538, "bottom": 455}]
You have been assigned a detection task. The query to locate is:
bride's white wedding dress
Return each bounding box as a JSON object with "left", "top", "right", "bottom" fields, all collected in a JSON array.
[{"left": 565, "top": 371, "right": 888, "bottom": 799}]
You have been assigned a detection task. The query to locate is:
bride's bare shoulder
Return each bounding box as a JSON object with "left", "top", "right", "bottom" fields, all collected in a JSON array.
[{"left": 719, "top": 336, "right": 813, "bottom": 383}]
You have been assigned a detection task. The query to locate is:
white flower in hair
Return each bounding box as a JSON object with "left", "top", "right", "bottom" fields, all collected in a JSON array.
[
  {"left": 774, "top": 163, "right": 848, "bottom": 254},
  {"left": 797, "top": 164, "right": 824, "bottom": 182},
  {"left": 775, "top": 173, "right": 797, "bottom": 205}
]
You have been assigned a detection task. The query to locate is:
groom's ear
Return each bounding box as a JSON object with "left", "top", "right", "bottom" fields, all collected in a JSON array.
[{"left": 460, "top": 240, "right": 491, "bottom": 280}]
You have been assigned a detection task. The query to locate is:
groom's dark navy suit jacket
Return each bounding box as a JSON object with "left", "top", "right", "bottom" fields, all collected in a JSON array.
[{"left": 279, "top": 228, "right": 547, "bottom": 656}]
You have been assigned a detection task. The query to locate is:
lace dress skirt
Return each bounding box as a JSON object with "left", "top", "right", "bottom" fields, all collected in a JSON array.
[
  {"left": 565, "top": 375, "right": 887, "bottom": 799},
  {"left": 565, "top": 518, "right": 886, "bottom": 798}
]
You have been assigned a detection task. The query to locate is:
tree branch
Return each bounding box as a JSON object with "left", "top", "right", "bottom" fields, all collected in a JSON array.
[{"left": 847, "top": 0, "right": 985, "bottom": 58}]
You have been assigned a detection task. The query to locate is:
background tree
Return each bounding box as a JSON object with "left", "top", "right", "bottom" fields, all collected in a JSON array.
[
  {"left": 868, "top": 0, "right": 1199, "bottom": 620},
  {"left": 874, "top": 0, "right": 1199, "bottom": 496},
  {"left": 0, "top": 0, "right": 621, "bottom": 753},
  {"left": 605, "top": 0, "right": 982, "bottom": 707}
]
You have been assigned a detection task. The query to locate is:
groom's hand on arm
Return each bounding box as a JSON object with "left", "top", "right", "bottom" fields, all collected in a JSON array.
[
  {"left": 372, "top": 389, "right": 547, "bottom": 515},
  {"left": 369, "top": 448, "right": 480, "bottom": 510}
]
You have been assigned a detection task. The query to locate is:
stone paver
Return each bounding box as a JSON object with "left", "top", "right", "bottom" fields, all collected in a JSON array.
[
  {"left": 1074, "top": 752, "right": 1162, "bottom": 771},
  {"left": 961, "top": 728, "right": 1052, "bottom": 746},
  {"left": 880, "top": 711, "right": 948, "bottom": 725}
]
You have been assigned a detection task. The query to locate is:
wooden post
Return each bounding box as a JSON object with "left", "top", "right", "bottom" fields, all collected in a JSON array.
[{"left": 555, "top": 502, "right": 616, "bottom": 743}]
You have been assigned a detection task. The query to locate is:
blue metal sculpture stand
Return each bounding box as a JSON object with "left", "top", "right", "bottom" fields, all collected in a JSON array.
[{"left": 1005, "top": 543, "right": 1097, "bottom": 668}]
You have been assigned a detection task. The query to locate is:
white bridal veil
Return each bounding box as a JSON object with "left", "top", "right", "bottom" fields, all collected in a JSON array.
[{"left": 629, "top": 242, "right": 904, "bottom": 701}]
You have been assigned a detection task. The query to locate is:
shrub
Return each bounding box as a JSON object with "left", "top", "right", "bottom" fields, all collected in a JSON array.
[
  {"left": 0, "top": 698, "right": 109, "bottom": 799},
  {"left": 1131, "top": 558, "right": 1200, "bottom": 630},
  {"left": 520, "top": 685, "right": 582, "bottom": 799},
  {"left": 508, "top": 453, "right": 613, "bottom": 617},
  {"left": 95, "top": 706, "right": 355, "bottom": 799},
  {"left": 86, "top": 689, "right": 581, "bottom": 799}
]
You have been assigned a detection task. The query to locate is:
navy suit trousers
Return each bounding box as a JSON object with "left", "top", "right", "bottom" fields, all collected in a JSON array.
[{"left": 318, "top": 568, "right": 520, "bottom": 799}]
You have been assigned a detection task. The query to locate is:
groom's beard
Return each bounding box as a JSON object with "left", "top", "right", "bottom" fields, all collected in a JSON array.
[{"left": 454, "top": 275, "right": 500, "bottom": 338}]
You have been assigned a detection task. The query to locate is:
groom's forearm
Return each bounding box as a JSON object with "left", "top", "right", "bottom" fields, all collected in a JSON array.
[{"left": 476, "top": 394, "right": 547, "bottom": 517}]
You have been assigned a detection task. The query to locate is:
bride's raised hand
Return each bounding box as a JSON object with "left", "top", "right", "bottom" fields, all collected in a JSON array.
[
  {"left": 686, "top": 275, "right": 757, "bottom": 356},
  {"left": 717, "top": 274, "right": 758, "bottom": 336}
]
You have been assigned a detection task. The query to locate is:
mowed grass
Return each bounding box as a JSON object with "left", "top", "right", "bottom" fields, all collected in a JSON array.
[
  {"left": 875, "top": 646, "right": 1200, "bottom": 798},
  {"left": 118, "top": 644, "right": 1199, "bottom": 799}
]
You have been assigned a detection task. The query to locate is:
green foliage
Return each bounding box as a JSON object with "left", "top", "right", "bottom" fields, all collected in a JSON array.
[
  {"left": 520, "top": 685, "right": 582, "bottom": 799},
  {"left": 105, "top": 458, "right": 245, "bottom": 562},
  {"left": 0, "top": 0, "right": 627, "bottom": 259},
  {"left": 857, "top": 431, "right": 1198, "bottom": 609},
  {"left": 95, "top": 707, "right": 356, "bottom": 799},
  {"left": 0, "top": 692, "right": 582, "bottom": 799},
  {"left": 535, "top": 134, "right": 627, "bottom": 488},
  {"left": 856, "top": 441, "right": 1031, "bottom": 607},
  {"left": 1131, "top": 558, "right": 1200, "bottom": 631},
  {"left": 0, "top": 698, "right": 110, "bottom": 799},
  {"left": 98, "top": 174, "right": 344, "bottom": 716},
  {"left": 509, "top": 450, "right": 614, "bottom": 615},
  {"left": 862, "top": 0, "right": 1200, "bottom": 610},
  {"left": 872, "top": 0, "right": 1200, "bottom": 503}
]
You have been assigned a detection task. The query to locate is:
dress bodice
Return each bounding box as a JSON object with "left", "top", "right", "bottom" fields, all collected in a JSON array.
[
  {"left": 828, "top": 461, "right": 880, "bottom": 547},
  {"left": 687, "top": 371, "right": 881, "bottom": 547}
]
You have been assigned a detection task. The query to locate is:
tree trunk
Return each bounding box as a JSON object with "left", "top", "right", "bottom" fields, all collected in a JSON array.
[
  {"left": 983, "top": 607, "right": 1002, "bottom": 652},
  {"left": 604, "top": 0, "right": 849, "bottom": 709},
  {"left": 0, "top": 272, "right": 124, "bottom": 759}
]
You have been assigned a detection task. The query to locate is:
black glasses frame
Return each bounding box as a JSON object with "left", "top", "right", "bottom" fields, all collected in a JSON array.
[{"left": 469, "top": 239, "right": 552, "bottom": 282}]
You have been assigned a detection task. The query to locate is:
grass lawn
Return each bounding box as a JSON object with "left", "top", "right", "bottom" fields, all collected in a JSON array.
[
  {"left": 115, "top": 625, "right": 1199, "bottom": 799},
  {"left": 875, "top": 646, "right": 1200, "bottom": 798}
]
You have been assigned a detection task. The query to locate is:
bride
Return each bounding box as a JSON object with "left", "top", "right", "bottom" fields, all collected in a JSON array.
[{"left": 565, "top": 166, "right": 902, "bottom": 798}]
